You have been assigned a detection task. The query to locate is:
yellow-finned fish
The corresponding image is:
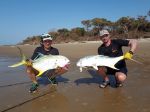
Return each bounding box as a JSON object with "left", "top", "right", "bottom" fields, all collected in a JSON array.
[
  {"left": 9, "top": 46, "right": 70, "bottom": 77},
  {"left": 76, "top": 55, "right": 124, "bottom": 72},
  {"left": 76, "top": 54, "right": 142, "bottom": 72}
]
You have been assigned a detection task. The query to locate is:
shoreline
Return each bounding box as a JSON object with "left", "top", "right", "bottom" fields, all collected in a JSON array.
[{"left": 1, "top": 37, "right": 150, "bottom": 47}]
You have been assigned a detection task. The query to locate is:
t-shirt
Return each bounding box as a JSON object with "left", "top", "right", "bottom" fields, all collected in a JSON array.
[
  {"left": 98, "top": 39, "right": 129, "bottom": 69},
  {"left": 31, "top": 46, "right": 59, "bottom": 60}
]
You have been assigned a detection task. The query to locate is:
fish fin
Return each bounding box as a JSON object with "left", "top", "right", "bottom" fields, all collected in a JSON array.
[
  {"left": 114, "top": 56, "right": 124, "bottom": 61},
  {"left": 33, "top": 52, "right": 44, "bottom": 60},
  {"left": 108, "top": 56, "right": 124, "bottom": 69},
  {"left": 80, "top": 67, "right": 83, "bottom": 72},
  {"left": 123, "top": 54, "right": 143, "bottom": 65},
  {"left": 130, "top": 58, "right": 143, "bottom": 65},
  {"left": 109, "top": 66, "right": 119, "bottom": 70},
  {"left": 123, "top": 52, "right": 143, "bottom": 64},
  {"left": 8, "top": 46, "right": 27, "bottom": 67},
  {"left": 8, "top": 60, "right": 26, "bottom": 67},
  {"left": 120, "top": 56, "right": 124, "bottom": 60},
  {"left": 36, "top": 71, "right": 44, "bottom": 77},
  {"left": 92, "top": 65, "right": 98, "bottom": 70},
  {"left": 37, "top": 52, "right": 44, "bottom": 56}
]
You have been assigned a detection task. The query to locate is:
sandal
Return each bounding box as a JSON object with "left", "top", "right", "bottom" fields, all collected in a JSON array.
[
  {"left": 99, "top": 81, "right": 110, "bottom": 88},
  {"left": 116, "top": 83, "right": 123, "bottom": 87},
  {"left": 29, "top": 83, "right": 39, "bottom": 93}
]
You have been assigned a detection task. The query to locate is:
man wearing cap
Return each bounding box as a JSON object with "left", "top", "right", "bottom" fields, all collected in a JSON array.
[
  {"left": 26, "top": 33, "right": 67, "bottom": 92},
  {"left": 98, "top": 30, "right": 137, "bottom": 88}
]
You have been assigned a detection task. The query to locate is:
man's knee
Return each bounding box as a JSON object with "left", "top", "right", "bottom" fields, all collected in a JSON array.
[{"left": 115, "top": 72, "right": 127, "bottom": 82}]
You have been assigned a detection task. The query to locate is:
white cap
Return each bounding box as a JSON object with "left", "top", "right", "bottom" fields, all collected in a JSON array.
[
  {"left": 99, "top": 30, "right": 109, "bottom": 36},
  {"left": 41, "top": 33, "right": 53, "bottom": 41}
]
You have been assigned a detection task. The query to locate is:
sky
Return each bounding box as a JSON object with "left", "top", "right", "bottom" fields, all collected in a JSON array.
[{"left": 0, "top": 0, "right": 150, "bottom": 45}]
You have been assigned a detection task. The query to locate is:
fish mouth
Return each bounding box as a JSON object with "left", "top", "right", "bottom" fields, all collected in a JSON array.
[
  {"left": 76, "top": 61, "right": 81, "bottom": 67},
  {"left": 62, "top": 63, "right": 70, "bottom": 70}
]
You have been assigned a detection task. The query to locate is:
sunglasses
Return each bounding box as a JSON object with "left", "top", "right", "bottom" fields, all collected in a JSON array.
[{"left": 43, "top": 40, "right": 52, "bottom": 43}]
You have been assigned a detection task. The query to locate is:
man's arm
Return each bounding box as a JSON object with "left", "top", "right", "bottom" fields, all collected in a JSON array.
[
  {"left": 128, "top": 39, "right": 137, "bottom": 53},
  {"left": 124, "top": 39, "right": 137, "bottom": 60}
]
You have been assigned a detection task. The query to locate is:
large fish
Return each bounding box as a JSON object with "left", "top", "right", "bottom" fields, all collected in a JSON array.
[
  {"left": 9, "top": 47, "right": 70, "bottom": 77},
  {"left": 76, "top": 55, "right": 125, "bottom": 72}
]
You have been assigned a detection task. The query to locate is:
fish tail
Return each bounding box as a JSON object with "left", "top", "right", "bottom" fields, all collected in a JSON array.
[
  {"left": 8, "top": 60, "right": 26, "bottom": 67},
  {"left": 122, "top": 54, "right": 143, "bottom": 64},
  {"left": 109, "top": 56, "right": 124, "bottom": 70},
  {"left": 114, "top": 55, "right": 143, "bottom": 65},
  {"left": 8, "top": 46, "right": 27, "bottom": 67},
  {"left": 114, "top": 56, "right": 124, "bottom": 63},
  {"left": 129, "top": 58, "right": 143, "bottom": 65}
]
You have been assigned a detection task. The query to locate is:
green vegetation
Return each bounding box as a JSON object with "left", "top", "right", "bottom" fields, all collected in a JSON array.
[{"left": 20, "top": 10, "right": 150, "bottom": 45}]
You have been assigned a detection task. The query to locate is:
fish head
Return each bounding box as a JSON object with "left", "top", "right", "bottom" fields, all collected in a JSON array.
[
  {"left": 76, "top": 59, "right": 82, "bottom": 67},
  {"left": 58, "top": 56, "right": 70, "bottom": 67},
  {"left": 76, "top": 58, "right": 87, "bottom": 67},
  {"left": 76, "top": 56, "right": 99, "bottom": 71},
  {"left": 64, "top": 57, "right": 70, "bottom": 64}
]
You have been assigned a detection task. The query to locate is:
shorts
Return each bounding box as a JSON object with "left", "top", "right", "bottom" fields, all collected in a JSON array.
[
  {"left": 42, "top": 69, "right": 56, "bottom": 77},
  {"left": 106, "top": 67, "right": 128, "bottom": 76}
]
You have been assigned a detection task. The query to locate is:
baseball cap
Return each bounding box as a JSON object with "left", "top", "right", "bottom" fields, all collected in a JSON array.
[
  {"left": 99, "top": 30, "right": 109, "bottom": 36},
  {"left": 41, "top": 33, "right": 53, "bottom": 41}
]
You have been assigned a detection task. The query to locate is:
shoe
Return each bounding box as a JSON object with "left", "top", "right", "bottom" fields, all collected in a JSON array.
[
  {"left": 116, "top": 83, "right": 123, "bottom": 88},
  {"left": 29, "top": 83, "right": 39, "bottom": 93},
  {"left": 51, "top": 77, "right": 58, "bottom": 84},
  {"left": 99, "top": 80, "right": 110, "bottom": 88}
]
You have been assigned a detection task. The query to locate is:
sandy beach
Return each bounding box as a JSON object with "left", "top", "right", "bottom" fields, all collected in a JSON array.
[{"left": 0, "top": 39, "right": 150, "bottom": 112}]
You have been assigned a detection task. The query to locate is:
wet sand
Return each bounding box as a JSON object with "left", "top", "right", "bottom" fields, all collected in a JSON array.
[{"left": 0, "top": 39, "right": 150, "bottom": 112}]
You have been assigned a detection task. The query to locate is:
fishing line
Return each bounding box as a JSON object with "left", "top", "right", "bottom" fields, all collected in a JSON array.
[
  {"left": 0, "top": 67, "right": 30, "bottom": 88},
  {"left": 0, "top": 81, "right": 31, "bottom": 88},
  {"left": 0, "top": 78, "right": 91, "bottom": 112},
  {"left": 1, "top": 86, "right": 56, "bottom": 112}
]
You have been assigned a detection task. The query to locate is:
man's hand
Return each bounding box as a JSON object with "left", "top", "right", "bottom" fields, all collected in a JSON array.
[{"left": 124, "top": 51, "right": 133, "bottom": 60}]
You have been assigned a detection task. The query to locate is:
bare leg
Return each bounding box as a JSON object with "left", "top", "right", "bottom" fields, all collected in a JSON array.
[
  {"left": 26, "top": 66, "right": 39, "bottom": 92},
  {"left": 115, "top": 72, "right": 126, "bottom": 87},
  {"left": 26, "top": 66, "right": 38, "bottom": 84},
  {"left": 115, "top": 72, "right": 126, "bottom": 83},
  {"left": 97, "top": 67, "right": 109, "bottom": 81},
  {"left": 47, "top": 67, "right": 68, "bottom": 84},
  {"left": 97, "top": 67, "right": 110, "bottom": 88}
]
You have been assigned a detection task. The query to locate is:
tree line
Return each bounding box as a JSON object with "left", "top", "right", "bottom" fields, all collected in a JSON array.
[{"left": 20, "top": 10, "right": 150, "bottom": 45}]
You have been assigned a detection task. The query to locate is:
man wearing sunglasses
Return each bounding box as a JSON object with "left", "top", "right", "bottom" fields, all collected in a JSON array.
[
  {"left": 97, "top": 30, "right": 137, "bottom": 88},
  {"left": 26, "top": 33, "right": 67, "bottom": 93}
]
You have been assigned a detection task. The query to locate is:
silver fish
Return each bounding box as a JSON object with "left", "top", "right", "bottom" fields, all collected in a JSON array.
[
  {"left": 76, "top": 55, "right": 124, "bottom": 72},
  {"left": 9, "top": 47, "right": 70, "bottom": 77}
]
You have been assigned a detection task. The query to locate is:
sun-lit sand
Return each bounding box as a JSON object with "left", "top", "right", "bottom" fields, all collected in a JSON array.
[{"left": 0, "top": 39, "right": 150, "bottom": 112}]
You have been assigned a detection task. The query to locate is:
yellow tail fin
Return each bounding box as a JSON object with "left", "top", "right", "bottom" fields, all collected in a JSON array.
[
  {"left": 8, "top": 60, "right": 26, "bottom": 67},
  {"left": 8, "top": 46, "right": 27, "bottom": 67},
  {"left": 129, "top": 58, "right": 143, "bottom": 65},
  {"left": 123, "top": 54, "right": 143, "bottom": 65}
]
